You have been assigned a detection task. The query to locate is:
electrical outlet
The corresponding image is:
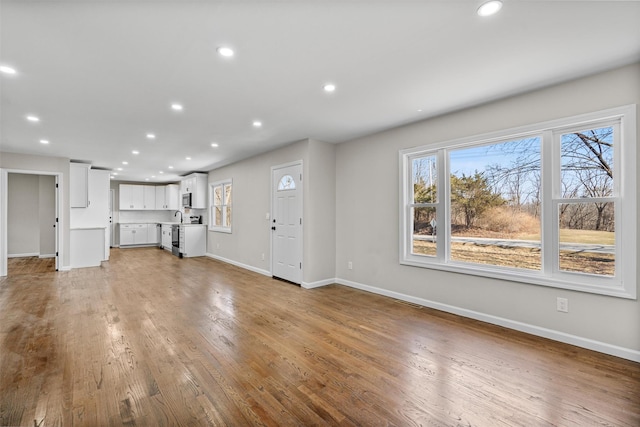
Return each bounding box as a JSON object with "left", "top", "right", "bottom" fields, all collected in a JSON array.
[
  {"left": 261, "top": 253, "right": 265, "bottom": 261},
  {"left": 348, "top": 261, "right": 353, "bottom": 270},
  {"left": 557, "top": 297, "right": 569, "bottom": 313},
  {"left": 216, "top": 243, "right": 220, "bottom": 249}
]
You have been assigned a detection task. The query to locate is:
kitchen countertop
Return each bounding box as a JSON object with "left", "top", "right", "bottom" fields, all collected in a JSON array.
[
  {"left": 119, "top": 221, "right": 168, "bottom": 224},
  {"left": 119, "top": 221, "right": 205, "bottom": 226},
  {"left": 71, "top": 226, "right": 108, "bottom": 230}
]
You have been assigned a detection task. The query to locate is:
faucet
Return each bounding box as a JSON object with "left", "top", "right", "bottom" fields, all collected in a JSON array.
[{"left": 175, "top": 210, "right": 183, "bottom": 223}]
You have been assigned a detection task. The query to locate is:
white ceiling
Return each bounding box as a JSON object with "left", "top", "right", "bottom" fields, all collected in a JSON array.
[{"left": 1, "top": 0, "right": 639, "bottom": 183}]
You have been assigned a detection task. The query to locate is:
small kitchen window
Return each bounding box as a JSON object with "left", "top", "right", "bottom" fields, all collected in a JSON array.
[{"left": 209, "top": 179, "right": 232, "bottom": 233}]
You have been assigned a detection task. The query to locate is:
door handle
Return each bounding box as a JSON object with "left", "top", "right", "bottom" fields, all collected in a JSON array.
[{"left": 271, "top": 226, "right": 276, "bottom": 231}]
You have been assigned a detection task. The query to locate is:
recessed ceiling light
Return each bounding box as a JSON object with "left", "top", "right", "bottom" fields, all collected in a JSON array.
[
  {"left": 252, "top": 121, "right": 262, "bottom": 128},
  {"left": 171, "top": 103, "right": 183, "bottom": 111},
  {"left": 111, "top": 175, "right": 115, "bottom": 179},
  {"left": 145, "top": 178, "right": 149, "bottom": 181},
  {"left": 39, "top": 139, "right": 49, "bottom": 144},
  {"left": 477, "top": 0, "right": 503, "bottom": 16},
  {"left": 168, "top": 166, "right": 174, "bottom": 169},
  {"left": 159, "top": 171, "right": 164, "bottom": 174},
  {"left": 151, "top": 175, "right": 156, "bottom": 178},
  {"left": 323, "top": 83, "right": 336, "bottom": 92},
  {"left": 117, "top": 167, "right": 123, "bottom": 171},
  {"left": 132, "top": 150, "right": 140, "bottom": 155},
  {"left": 122, "top": 161, "right": 128, "bottom": 165},
  {"left": 417, "top": 109, "right": 423, "bottom": 112},
  {"left": 186, "top": 157, "right": 192, "bottom": 160},
  {"left": 217, "top": 47, "right": 234, "bottom": 57},
  {"left": 146, "top": 133, "right": 156, "bottom": 139},
  {"left": 0, "top": 65, "right": 17, "bottom": 75},
  {"left": 113, "top": 172, "right": 118, "bottom": 176},
  {"left": 211, "top": 143, "right": 219, "bottom": 148},
  {"left": 26, "top": 115, "right": 40, "bottom": 122}
]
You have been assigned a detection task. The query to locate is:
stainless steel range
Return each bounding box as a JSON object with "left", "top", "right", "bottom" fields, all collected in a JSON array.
[{"left": 171, "top": 224, "right": 181, "bottom": 257}]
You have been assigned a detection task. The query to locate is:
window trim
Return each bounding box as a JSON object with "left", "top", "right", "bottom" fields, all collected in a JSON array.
[
  {"left": 399, "top": 105, "right": 636, "bottom": 299},
  {"left": 209, "top": 179, "right": 232, "bottom": 233}
]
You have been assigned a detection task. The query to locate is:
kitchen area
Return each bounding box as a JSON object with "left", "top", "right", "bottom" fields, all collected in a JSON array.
[{"left": 113, "top": 172, "right": 208, "bottom": 258}]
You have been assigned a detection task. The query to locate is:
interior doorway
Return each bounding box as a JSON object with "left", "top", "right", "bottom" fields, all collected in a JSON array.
[
  {"left": 271, "top": 161, "right": 303, "bottom": 284},
  {"left": 0, "top": 169, "right": 60, "bottom": 276}
]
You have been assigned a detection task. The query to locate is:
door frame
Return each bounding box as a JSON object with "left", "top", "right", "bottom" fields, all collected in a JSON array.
[
  {"left": 270, "top": 160, "right": 303, "bottom": 283},
  {"left": 0, "top": 168, "right": 62, "bottom": 276},
  {"left": 109, "top": 188, "right": 115, "bottom": 247}
]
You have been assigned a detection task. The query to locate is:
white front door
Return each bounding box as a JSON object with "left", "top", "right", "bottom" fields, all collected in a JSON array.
[{"left": 271, "top": 162, "right": 303, "bottom": 284}]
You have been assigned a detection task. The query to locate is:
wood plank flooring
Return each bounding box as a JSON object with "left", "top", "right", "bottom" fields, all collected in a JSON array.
[
  {"left": 7, "top": 256, "right": 55, "bottom": 275},
  {"left": 1, "top": 247, "right": 638, "bottom": 426}
]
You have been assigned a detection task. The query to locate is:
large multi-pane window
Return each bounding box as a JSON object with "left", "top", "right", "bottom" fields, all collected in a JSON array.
[
  {"left": 209, "top": 179, "right": 232, "bottom": 233},
  {"left": 400, "top": 106, "right": 636, "bottom": 298}
]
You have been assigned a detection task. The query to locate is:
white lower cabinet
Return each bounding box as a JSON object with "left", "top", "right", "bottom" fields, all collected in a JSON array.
[
  {"left": 161, "top": 224, "right": 173, "bottom": 250},
  {"left": 120, "top": 223, "right": 158, "bottom": 246},
  {"left": 148, "top": 224, "right": 159, "bottom": 245},
  {"left": 119, "top": 224, "right": 137, "bottom": 245},
  {"left": 179, "top": 225, "right": 206, "bottom": 257}
]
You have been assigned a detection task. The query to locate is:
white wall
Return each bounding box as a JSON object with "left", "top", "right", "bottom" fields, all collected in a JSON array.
[
  {"left": 70, "top": 169, "right": 110, "bottom": 228},
  {"left": 8, "top": 174, "right": 40, "bottom": 256},
  {"left": 305, "top": 139, "right": 336, "bottom": 284},
  {"left": 6, "top": 173, "right": 56, "bottom": 257},
  {"left": 206, "top": 139, "right": 337, "bottom": 286},
  {"left": 335, "top": 63, "right": 640, "bottom": 358},
  {"left": 207, "top": 140, "right": 309, "bottom": 275}
]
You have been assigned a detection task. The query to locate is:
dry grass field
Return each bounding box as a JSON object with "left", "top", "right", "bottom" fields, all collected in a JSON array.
[{"left": 413, "top": 227, "right": 615, "bottom": 275}]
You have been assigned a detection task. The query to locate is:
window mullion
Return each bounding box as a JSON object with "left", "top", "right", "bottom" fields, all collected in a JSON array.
[
  {"left": 439, "top": 148, "right": 449, "bottom": 262},
  {"left": 402, "top": 154, "right": 412, "bottom": 261},
  {"left": 541, "top": 130, "right": 556, "bottom": 276}
]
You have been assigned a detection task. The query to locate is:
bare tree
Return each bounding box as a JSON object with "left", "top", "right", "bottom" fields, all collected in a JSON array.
[
  {"left": 486, "top": 127, "right": 614, "bottom": 231},
  {"left": 561, "top": 127, "right": 613, "bottom": 231}
]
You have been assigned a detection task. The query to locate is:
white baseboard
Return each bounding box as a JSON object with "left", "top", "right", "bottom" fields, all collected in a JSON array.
[
  {"left": 302, "top": 278, "right": 335, "bottom": 289},
  {"left": 39, "top": 254, "right": 55, "bottom": 259},
  {"left": 335, "top": 277, "right": 640, "bottom": 363},
  {"left": 8, "top": 252, "right": 39, "bottom": 258},
  {"left": 205, "top": 253, "right": 271, "bottom": 277},
  {"left": 59, "top": 265, "right": 71, "bottom": 271},
  {"left": 205, "top": 253, "right": 335, "bottom": 289}
]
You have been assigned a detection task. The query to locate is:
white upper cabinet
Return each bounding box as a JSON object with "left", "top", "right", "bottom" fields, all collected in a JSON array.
[
  {"left": 120, "top": 184, "right": 180, "bottom": 211},
  {"left": 181, "top": 173, "right": 207, "bottom": 209},
  {"left": 142, "top": 186, "right": 156, "bottom": 210},
  {"left": 155, "top": 186, "right": 166, "bottom": 210},
  {"left": 70, "top": 163, "right": 91, "bottom": 208},
  {"left": 119, "top": 184, "right": 144, "bottom": 210},
  {"left": 166, "top": 184, "right": 179, "bottom": 210},
  {"left": 154, "top": 184, "right": 179, "bottom": 210}
]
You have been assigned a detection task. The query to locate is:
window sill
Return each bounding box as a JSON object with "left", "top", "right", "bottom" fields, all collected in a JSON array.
[
  {"left": 209, "top": 227, "right": 231, "bottom": 234},
  {"left": 400, "top": 257, "right": 635, "bottom": 299}
]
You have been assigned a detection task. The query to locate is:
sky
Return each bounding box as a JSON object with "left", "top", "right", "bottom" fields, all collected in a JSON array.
[{"left": 449, "top": 137, "right": 541, "bottom": 178}]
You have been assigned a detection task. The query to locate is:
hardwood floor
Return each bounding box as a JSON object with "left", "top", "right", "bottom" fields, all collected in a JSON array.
[
  {"left": 1, "top": 248, "right": 638, "bottom": 426},
  {"left": 7, "top": 256, "right": 55, "bottom": 275}
]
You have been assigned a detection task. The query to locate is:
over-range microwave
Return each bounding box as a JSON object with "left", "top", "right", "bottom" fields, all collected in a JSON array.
[{"left": 182, "top": 193, "right": 192, "bottom": 207}]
